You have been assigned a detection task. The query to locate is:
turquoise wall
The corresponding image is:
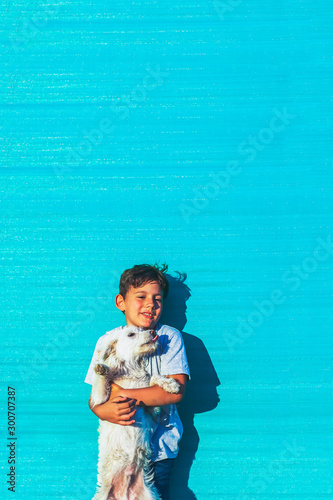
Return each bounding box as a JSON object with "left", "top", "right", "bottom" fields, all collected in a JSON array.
[{"left": 1, "top": 1, "right": 332, "bottom": 499}]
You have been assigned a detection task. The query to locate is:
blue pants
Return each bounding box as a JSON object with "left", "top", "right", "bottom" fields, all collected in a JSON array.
[{"left": 150, "top": 458, "right": 175, "bottom": 500}]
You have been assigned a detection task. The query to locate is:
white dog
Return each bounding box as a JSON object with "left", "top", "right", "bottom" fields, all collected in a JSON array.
[{"left": 90, "top": 326, "right": 180, "bottom": 500}]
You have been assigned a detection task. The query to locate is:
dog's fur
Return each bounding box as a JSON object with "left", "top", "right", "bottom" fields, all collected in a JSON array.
[{"left": 90, "top": 326, "right": 180, "bottom": 500}]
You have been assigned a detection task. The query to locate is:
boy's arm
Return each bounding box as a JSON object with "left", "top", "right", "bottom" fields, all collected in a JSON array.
[
  {"left": 88, "top": 374, "right": 187, "bottom": 424},
  {"left": 110, "top": 374, "right": 188, "bottom": 407}
]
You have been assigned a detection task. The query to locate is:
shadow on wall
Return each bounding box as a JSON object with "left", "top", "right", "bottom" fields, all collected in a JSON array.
[{"left": 160, "top": 272, "right": 220, "bottom": 500}]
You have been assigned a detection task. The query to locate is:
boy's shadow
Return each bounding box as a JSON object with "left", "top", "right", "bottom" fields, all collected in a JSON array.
[{"left": 160, "top": 272, "right": 220, "bottom": 500}]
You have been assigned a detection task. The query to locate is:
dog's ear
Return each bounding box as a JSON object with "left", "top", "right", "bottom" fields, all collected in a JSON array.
[
  {"left": 103, "top": 340, "right": 118, "bottom": 361},
  {"left": 101, "top": 340, "right": 125, "bottom": 379}
]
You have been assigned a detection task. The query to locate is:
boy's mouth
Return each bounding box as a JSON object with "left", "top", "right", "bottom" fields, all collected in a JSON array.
[{"left": 142, "top": 312, "right": 154, "bottom": 319}]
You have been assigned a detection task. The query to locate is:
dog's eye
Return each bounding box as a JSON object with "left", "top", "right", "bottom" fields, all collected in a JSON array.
[{"left": 128, "top": 333, "right": 136, "bottom": 337}]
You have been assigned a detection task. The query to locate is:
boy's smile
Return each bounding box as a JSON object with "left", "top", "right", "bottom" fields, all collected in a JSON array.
[{"left": 115, "top": 281, "right": 164, "bottom": 330}]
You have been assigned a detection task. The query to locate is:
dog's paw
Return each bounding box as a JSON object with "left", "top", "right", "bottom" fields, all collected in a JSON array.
[
  {"left": 163, "top": 378, "right": 180, "bottom": 394},
  {"left": 94, "top": 363, "right": 109, "bottom": 376},
  {"left": 150, "top": 375, "right": 180, "bottom": 394}
]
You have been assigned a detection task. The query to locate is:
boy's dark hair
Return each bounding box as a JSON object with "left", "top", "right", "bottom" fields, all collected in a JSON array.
[{"left": 119, "top": 263, "right": 169, "bottom": 299}]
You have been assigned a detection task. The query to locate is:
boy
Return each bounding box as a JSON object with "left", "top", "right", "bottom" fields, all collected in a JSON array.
[{"left": 85, "top": 263, "right": 190, "bottom": 500}]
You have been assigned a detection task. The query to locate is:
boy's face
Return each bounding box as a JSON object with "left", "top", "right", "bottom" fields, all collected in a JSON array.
[{"left": 115, "top": 281, "right": 164, "bottom": 330}]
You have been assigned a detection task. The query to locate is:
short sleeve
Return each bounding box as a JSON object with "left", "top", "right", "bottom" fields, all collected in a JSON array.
[
  {"left": 84, "top": 335, "right": 106, "bottom": 385},
  {"left": 159, "top": 326, "right": 190, "bottom": 379}
]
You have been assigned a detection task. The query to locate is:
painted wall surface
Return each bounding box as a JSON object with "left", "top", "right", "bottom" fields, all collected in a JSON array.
[{"left": 1, "top": 1, "right": 332, "bottom": 499}]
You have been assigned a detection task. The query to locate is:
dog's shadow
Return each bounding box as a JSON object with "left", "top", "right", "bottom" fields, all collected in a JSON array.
[{"left": 160, "top": 273, "right": 220, "bottom": 500}]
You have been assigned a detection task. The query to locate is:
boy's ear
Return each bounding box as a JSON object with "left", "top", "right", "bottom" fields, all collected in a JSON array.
[{"left": 115, "top": 293, "right": 125, "bottom": 312}]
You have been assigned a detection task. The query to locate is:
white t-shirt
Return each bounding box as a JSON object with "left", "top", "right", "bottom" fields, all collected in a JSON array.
[{"left": 85, "top": 322, "right": 190, "bottom": 462}]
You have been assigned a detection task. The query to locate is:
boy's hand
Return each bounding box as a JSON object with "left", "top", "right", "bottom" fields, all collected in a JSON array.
[
  {"left": 89, "top": 395, "right": 137, "bottom": 425},
  {"left": 103, "top": 396, "right": 137, "bottom": 425}
]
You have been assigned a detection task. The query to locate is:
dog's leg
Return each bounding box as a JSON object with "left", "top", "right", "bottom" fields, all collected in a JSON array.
[
  {"left": 92, "top": 481, "right": 114, "bottom": 500},
  {"left": 93, "top": 472, "right": 124, "bottom": 500},
  {"left": 90, "top": 364, "right": 110, "bottom": 406},
  {"left": 92, "top": 484, "right": 115, "bottom": 500},
  {"left": 128, "top": 470, "right": 160, "bottom": 500},
  {"left": 103, "top": 469, "right": 133, "bottom": 500},
  {"left": 150, "top": 375, "right": 180, "bottom": 394}
]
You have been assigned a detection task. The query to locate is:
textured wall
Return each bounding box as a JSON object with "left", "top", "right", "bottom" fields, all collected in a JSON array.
[{"left": 1, "top": 1, "right": 332, "bottom": 499}]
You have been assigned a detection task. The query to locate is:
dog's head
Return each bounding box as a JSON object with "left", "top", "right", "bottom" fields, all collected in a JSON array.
[{"left": 98, "top": 327, "right": 159, "bottom": 374}]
